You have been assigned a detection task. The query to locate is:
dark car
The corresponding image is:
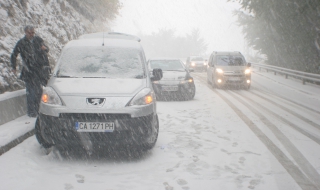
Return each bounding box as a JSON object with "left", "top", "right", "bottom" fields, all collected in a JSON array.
[{"left": 148, "top": 58, "right": 196, "bottom": 101}]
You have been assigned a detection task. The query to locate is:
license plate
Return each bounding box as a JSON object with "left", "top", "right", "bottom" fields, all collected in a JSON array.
[
  {"left": 75, "top": 122, "right": 114, "bottom": 132},
  {"left": 228, "top": 77, "right": 241, "bottom": 81},
  {"left": 162, "top": 86, "right": 178, "bottom": 91}
]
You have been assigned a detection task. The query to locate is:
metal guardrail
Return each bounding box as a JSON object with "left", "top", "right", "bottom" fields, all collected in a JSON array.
[{"left": 251, "top": 63, "right": 320, "bottom": 85}]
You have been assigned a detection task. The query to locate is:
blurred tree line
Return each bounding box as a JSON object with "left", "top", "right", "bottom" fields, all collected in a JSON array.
[
  {"left": 232, "top": 0, "right": 320, "bottom": 73},
  {"left": 139, "top": 28, "right": 207, "bottom": 59}
]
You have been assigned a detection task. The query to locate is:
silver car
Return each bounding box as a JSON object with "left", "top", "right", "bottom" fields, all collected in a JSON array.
[
  {"left": 186, "top": 56, "right": 207, "bottom": 72},
  {"left": 35, "top": 34, "right": 163, "bottom": 152},
  {"left": 207, "top": 51, "right": 251, "bottom": 90}
]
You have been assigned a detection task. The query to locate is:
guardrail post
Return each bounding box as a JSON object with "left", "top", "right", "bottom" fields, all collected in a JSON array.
[
  {"left": 285, "top": 74, "right": 288, "bottom": 79},
  {"left": 274, "top": 71, "right": 276, "bottom": 75},
  {"left": 302, "top": 79, "right": 306, "bottom": 85}
]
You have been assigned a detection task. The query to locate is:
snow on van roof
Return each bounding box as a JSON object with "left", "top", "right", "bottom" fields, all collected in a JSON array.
[
  {"left": 64, "top": 38, "right": 142, "bottom": 50},
  {"left": 78, "top": 32, "right": 141, "bottom": 42}
]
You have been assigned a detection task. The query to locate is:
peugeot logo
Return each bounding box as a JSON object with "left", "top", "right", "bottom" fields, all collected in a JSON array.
[{"left": 86, "top": 98, "right": 106, "bottom": 106}]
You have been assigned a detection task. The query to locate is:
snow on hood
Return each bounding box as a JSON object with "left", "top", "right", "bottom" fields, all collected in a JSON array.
[
  {"left": 50, "top": 78, "right": 146, "bottom": 97},
  {"left": 161, "top": 71, "right": 187, "bottom": 81}
]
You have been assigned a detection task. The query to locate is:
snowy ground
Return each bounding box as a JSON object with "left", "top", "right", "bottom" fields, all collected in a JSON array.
[{"left": 0, "top": 69, "right": 320, "bottom": 190}]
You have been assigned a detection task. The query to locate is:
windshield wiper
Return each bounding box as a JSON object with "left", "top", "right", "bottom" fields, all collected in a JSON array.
[
  {"left": 56, "top": 75, "right": 82, "bottom": 78},
  {"left": 164, "top": 70, "right": 185, "bottom": 72},
  {"left": 134, "top": 74, "right": 145, "bottom": 79},
  {"left": 82, "top": 77, "right": 106, "bottom": 78}
]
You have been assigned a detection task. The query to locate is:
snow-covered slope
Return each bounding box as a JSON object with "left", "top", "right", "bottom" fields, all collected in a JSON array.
[{"left": 0, "top": 0, "right": 116, "bottom": 93}]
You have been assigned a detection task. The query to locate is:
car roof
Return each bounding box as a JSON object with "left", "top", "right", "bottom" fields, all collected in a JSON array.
[
  {"left": 211, "top": 51, "right": 243, "bottom": 56},
  {"left": 63, "top": 38, "right": 143, "bottom": 50},
  {"left": 148, "top": 58, "right": 181, "bottom": 61}
]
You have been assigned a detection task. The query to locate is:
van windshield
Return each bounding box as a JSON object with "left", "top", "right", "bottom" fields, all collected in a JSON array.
[
  {"left": 217, "top": 55, "right": 246, "bottom": 66},
  {"left": 56, "top": 47, "right": 145, "bottom": 78}
]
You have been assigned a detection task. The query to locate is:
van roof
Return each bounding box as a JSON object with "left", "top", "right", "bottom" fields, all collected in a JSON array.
[
  {"left": 64, "top": 38, "right": 143, "bottom": 50},
  {"left": 78, "top": 32, "right": 141, "bottom": 42}
]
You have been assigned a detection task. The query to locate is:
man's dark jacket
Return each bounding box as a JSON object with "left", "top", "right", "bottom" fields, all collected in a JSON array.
[{"left": 11, "top": 35, "right": 50, "bottom": 84}]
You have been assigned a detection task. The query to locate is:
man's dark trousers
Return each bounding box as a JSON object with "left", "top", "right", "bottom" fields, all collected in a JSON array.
[{"left": 25, "top": 80, "right": 42, "bottom": 117}]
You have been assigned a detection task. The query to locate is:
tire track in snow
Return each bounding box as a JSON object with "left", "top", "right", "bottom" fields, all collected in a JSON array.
[
  {"left": 253, "top": 80, "right": 320, "bottom": 115},
  {"left": 226, "top": 91, "right": 320, "bottom": 189},
  {"left": 194, "top": 74, "right": 320, "bottom": 190},
  {"left": 233, "top": 90, "right": 320, "bottom": 145}
]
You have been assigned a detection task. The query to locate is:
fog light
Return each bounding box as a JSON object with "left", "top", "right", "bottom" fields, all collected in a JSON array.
[
  {"left": 247, "top": 80, "right": 251, "bottom": 83},
  {"left": 217, "top": 79, "right": 222, "bottom": 83}
]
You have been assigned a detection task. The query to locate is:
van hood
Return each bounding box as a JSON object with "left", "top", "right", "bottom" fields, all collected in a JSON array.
[{"left": 49, "top": 78, "right": 146, "bottom": 97}]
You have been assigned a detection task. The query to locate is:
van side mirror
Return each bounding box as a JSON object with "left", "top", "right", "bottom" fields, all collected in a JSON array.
[
  {"left": 151, "top": 68, "right": 163, "bottom": 81},
  {"left": 247, "top": 62, "right": 251, "bottom": 67}
]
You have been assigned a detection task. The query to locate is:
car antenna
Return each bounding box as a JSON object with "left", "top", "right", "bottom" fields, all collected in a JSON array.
[{"left": 102, "top": 32, "right": 105, "bottom": 46}]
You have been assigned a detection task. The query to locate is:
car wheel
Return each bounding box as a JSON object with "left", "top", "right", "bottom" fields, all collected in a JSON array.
[
  {"left": 156, "top": 94, "right": 162, "bottom": 101},
  {"left": 211, "top": 77, "right": 216, "bottom": 88},
  {"left": 143, "top": 115, "right": 159, "bottom": 150},
  {"left": 207, "top": 75, "right": 211, "bottom": 84},
  {"left": 244, "top": 84, "right": 251, "bottom": 90},
  {"left": 35, "top": 118, "right": 53, "bottom": 149},
  {"left": 187, "top": 86, "right": 196, "bottom": 100}
]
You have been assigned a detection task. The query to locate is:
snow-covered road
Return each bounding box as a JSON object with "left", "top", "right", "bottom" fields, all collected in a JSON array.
[{"left": 0, "top": 70, "right": 320, "bottom": 190}]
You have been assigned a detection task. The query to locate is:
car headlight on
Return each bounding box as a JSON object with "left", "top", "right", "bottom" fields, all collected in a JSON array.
[
  {"left": 152, "top": 81, "right": 159, "bottom": 84},
  {"left": 245, "top": 69, "right": 251, "bottom": 74},
  {"left": 203, "top": 62, "right": 207, "bottom": 66},
  {"left": 180, "top": 78, "right": 193, "bottom": 84},
  {"left": 41, "top": 87, "right": 62, "bottom": 105},
  {"left": 191, "top": 62, "right": 196, "bottom": 66},
  {"left": 128, "top": 88, "right": 154, "bottom": 106},
  {"left": 216, "top": 68, "right": 224, "bottom": 74}
]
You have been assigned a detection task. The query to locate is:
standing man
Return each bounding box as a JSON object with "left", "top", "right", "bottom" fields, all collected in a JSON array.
[{"left": 11, "top": 25, "right": 50, "bottom": 117}]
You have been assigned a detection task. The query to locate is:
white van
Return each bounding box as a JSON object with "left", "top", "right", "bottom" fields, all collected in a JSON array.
[{"left": 35, "top": 33, "right": 163, "bottom": 153}]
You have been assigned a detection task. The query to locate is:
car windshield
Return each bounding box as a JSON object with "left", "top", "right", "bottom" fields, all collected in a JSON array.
[
  {"left": 217, "top": 55, "right": 246, "bottom": 66},
  {"left": 191, "top": 57, "right": 204, "bottom": 61},
  {"left": 56, "top": 47, "right": 145, "bottom": 78},
  {"left": 149, "top": 60, "right": 184, "bottom": 71}
]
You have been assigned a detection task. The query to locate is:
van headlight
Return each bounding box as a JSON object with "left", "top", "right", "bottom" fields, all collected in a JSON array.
[
  {"left": 245, "top": 69, "right": 251, "bottom": 74},
  {"left": 128, "top": 88, "right": 154, "bottom": 106},
  {"left": 216, "top": 68, "right": 224, "bottom": 74},
  {"left": 41, "top": 87, "right": 62, "bottom": 105}
]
